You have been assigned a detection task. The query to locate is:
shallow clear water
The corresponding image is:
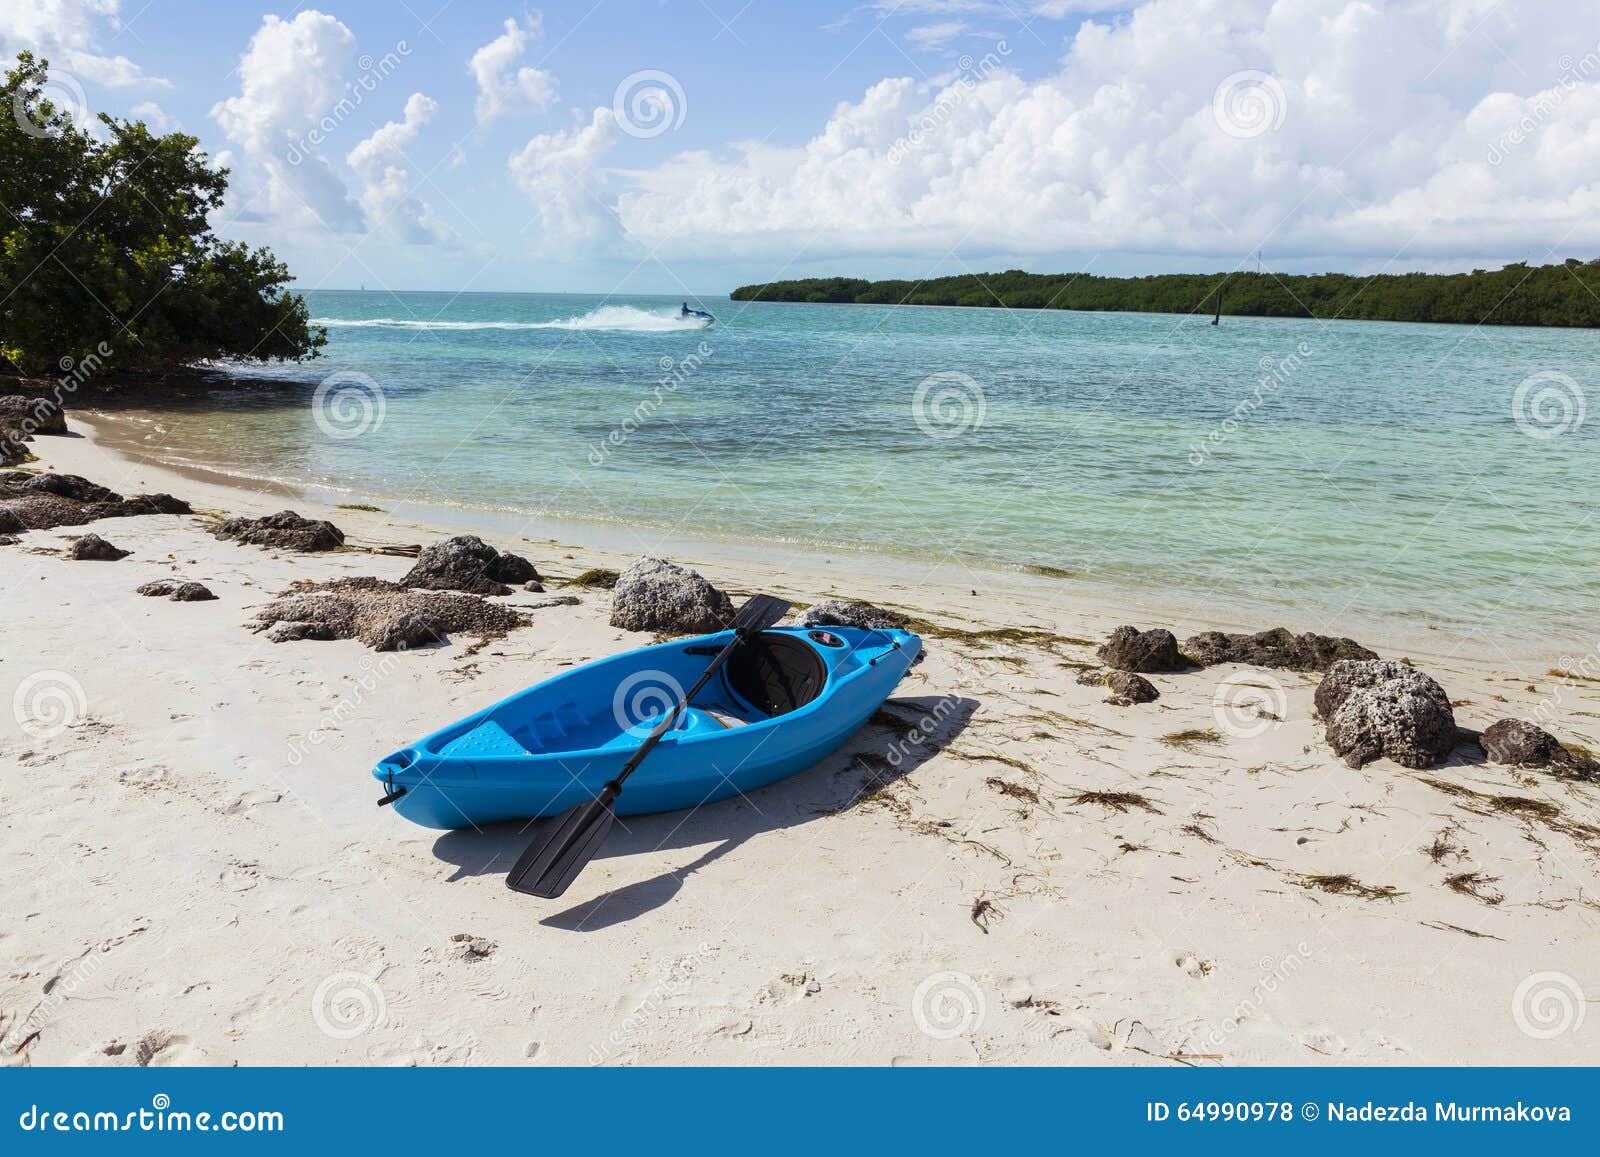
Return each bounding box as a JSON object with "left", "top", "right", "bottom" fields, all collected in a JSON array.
[{"left": 98, "top": 290, "right": 1599, "bottom": 649}]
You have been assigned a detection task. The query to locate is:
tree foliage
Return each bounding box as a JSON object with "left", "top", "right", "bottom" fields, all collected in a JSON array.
[
  {"left": 0, "top": 53, "right": 324, "bottom": 379},
  {"left": 731, "top": 262, "right": 1600, "bottom": 327}
]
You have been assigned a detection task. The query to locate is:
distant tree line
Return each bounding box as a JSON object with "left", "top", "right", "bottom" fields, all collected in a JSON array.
[{"left": 730, "top": 262, "right": 1600, "bottom": 327}]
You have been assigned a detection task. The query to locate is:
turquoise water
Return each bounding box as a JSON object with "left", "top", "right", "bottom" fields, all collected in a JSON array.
[{"left": 105, "top": 290, "right": 1598, "bottom": 648}]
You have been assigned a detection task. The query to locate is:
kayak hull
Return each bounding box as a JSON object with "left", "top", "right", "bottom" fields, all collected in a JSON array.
[{"left": 372, "top": 625, "right": 919, "bottom": 829}]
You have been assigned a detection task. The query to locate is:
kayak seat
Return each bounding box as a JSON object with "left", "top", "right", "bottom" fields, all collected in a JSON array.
[{"left": 724, "top": 632, "right": 827, "bottom": 718}]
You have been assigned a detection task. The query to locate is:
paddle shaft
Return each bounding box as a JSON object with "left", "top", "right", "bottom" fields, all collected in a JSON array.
[{"left": 608, "top": 628, "right": 752, "bottom": 792}]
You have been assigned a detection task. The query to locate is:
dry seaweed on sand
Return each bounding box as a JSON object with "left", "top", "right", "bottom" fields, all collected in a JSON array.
[
  {"left": 1443, "top": 871, "right": 1504, "bottom": 905},
  {"left": 948, "top": 748, "right": 1034, "bottom": 775},
  {"left": 970, "top": 895, "right": 1003, "bottom": 933},
  {"left": 1071, "top": 790, "right": 1162, "bottom": 814},
  {"left": 897, "top": 614, "right": 1093, "bottom": 652},
  {"left": 1298, "top": 873, "right": 1403, "bottom": 901},
  {"left": 1161, "top": 728, "right": 1222, "bottom": 750},
  {"left": 985, "top": 776, "right": 1040, "bottom": 804},
  {"left": 1424, "top": 826, "right": 1467, "bottom": 864},
  {"left": 1418, "top": 777, "right": 1600, "bottom": 844}
]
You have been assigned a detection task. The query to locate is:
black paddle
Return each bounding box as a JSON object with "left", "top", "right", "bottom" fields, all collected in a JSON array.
[{"left": 505, "top": 593, "right": 792, "bottom": 898}]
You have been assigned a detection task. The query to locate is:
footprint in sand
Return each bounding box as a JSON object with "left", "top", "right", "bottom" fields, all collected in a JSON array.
[
  {"left": 1175, "top": 951, "right": 1215, "bottom": 979},
  {"left": 133, "top": 1031, "right": 193, "bottom": 1066},
  {"left": 220, "top": 790, "right": 281, "bottom": 815}
]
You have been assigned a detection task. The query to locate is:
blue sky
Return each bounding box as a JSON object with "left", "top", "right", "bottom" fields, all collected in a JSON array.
[{"left": 6, "top": 1, "right": 1599, "bottom": 294}]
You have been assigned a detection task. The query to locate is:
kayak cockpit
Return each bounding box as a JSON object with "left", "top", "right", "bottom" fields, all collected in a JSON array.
[{"left": 425, "top": 629, "right": 833, "bottom": 760}]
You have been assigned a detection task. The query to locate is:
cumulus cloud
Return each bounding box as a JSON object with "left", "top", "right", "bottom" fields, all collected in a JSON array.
[
  {"left": 905, "top": 22, "right": 972, "bottom": 50},
  {"left": 508, "top": 108, "right": 619, "bottom": 242},
  {"left": 599, "top": 0, "right": 1600, "bottom": 265},
  {"left": 129, "top": 100, "right": 174, "bottom": 131},
  {"left": 0, "top": 0, "right": 168, "bottom": 87},
  {"left": 210, "top": 11, "right": 364, "bottom": 232},
  {"left": 470, "top": 16, "right": 558, "bottom": 125},
  {"left": 347, "top": 92, "right": 451, "bottom": 244}
]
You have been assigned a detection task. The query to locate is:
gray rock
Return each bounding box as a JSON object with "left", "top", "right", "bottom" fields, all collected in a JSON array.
[
  {"left": 214, "top": 510, "right": 344, "bottom": 552},
  {"left": 68, "top": 533, "right": 128, "bottom": 561},
  {"left": 1097, "top": 625, "right": 1187, "bottom": 673},
  {"left": 1481, "top": 718, "right": 1595, "bottom": 778},
  {"left": 523, "top": 580, "right": 545, "bottom": 593},
  {"left": 1314, "top": 659, "right": 1457, "bottom": 769},
  {"left": 0, "top": 507, "right": 23, "bottom": 534},
  {"left": 137, "top": 578, "right": 216, "bottom": 602},
  {"left": 364, "top": 610, "right": 439, "bottom": 652},
  {"left": 0, "top": 473, "right": 189, "bottom": 530},
  {"left": 1105, "top": 670, "right": 1159, "bottom": 705},
  {"left": 400, "top": 535, "right": 539, "bottom": 596},
  {"left": 609, "top": 557, "right": 735, "bottom": 635},
  {"left": 1184, "top": 627, "right": 1377, "bottom": 672},
  {"left": 0, "top": 534, "right": 18, "bottom": 546},
  {"left": 1074, "top": 667, "right": 1107, "bottom": 687},
  {"left": 83, "top": 493, "right": 191, "bottom": 519},
  {"left": 0, "top": 394, "right": 67, "bottom": 437},
  {"left": 800, "top": 599, "right": 907, "bottom": 631},
  {"left": 0, "top": 493, "right": 92, "bottom": 529}
]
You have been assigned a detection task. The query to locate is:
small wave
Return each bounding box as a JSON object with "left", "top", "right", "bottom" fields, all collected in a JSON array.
[{"left": 312, "top": 306, "right": 711, "bottom": 333}]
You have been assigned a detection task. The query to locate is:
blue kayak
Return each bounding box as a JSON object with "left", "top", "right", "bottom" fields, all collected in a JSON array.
[{"left": 372, "top": 625, "right": 920, "bottom": 828}]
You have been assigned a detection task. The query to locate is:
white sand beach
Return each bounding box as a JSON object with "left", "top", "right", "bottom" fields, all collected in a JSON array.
[{"left": 3, "top": 418, "right": 1598, "bottom": 1067}]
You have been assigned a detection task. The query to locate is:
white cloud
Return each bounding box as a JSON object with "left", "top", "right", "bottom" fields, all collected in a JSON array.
[
  {"left": 602, "top": 0, "right": 1600, "bottom": 265},
  {"left": 906, "top": 22, "right": 972, "bottom": 50},
  {"left": 469, "top": 16, "right": 558, "bottom": 126},
  {"left": 508, "top": 108, "right": 618, "bottom": 241},
  {"left": 129, "top": 100, "right": 174, "bottom": 131},
  {"left": 210, "top": 11, "right": 364, "bottom": 233},
  {"left": 347, "top": 92, "right": 451, "bottom": 244},
  {"left": 0, "top": 0, "right": 168, "bottom": 88}
]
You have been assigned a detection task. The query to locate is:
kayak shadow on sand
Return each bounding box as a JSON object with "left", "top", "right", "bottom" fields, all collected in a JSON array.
[{"left": 428, "top": 694, "right": 979, "bottom": 930}]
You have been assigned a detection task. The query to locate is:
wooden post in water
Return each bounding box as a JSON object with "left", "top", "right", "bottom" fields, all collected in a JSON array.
[{"left": 1211, "top": 283, "right": 1224, "bottom": 326}]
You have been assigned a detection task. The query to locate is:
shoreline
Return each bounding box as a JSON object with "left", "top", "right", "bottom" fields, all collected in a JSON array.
[
  {"left": 4, "top": 417, "right": 1598, "bottom": 1065},
  {"left": 72, "top": 409, "right": 1564, "bottom": 669}
]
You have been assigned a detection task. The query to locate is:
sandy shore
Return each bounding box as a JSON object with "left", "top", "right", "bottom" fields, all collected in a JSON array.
[{"left": 3, "top": 419, "right": 1598, "bottom": 1066}]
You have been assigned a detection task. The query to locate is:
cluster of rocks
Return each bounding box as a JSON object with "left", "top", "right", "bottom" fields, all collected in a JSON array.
[
  {"left": 0, "top": 394, "right": 67, "bottom": 466},
  {"left": 137, "top": 578, "right": 217, "bottom": 602},
  {"left": 1184, "top": 627, "right": 1377, "bottom": 672},
  {"left": 249, "top": 576, "right": 526, "bottom": 651},
  {"left": 400, "top": 535, "right": 539, "bottom": 595},
  {"left": 0, "top": 472, "right": 190, "bottom": 539},
  {"left": 213, "top": 510, "right": 344, "bottom": 552}
]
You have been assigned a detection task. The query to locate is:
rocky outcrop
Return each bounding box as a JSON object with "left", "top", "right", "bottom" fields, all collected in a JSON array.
[
  {"left": 249, "top": 576, "right": 525, "bottom": 651},
  {"left": 68, "top": 533, "right": 128, "bottom": 560},
  {"left": 1481, "top": 719, "right": 1596, "bottom": 779},
  {"left": 609, "top": 557, "right": 735, "bottom": 635},
  {"left": 800, "top": 598, "right": 907, "bottom": 631},
  {"left": 0, "top": 394, "right": 67, "bottom": 437},
  {"left": 400, "top": 535, "right": 539, "bottom": 596},
  {"left": 0, "top": 472, "right": 190, "bottom": 531},
  {"left": 0, "top": 507, "right": 24, "bottom": 535},
  {"left": 214, "top": 510, "right": 344, "bottom": 552},
  {"left": 1097, "top": 625, "right": 1187, "bottom": 673},
  {"left": 1314, "top": 659, "right": 1456, "bottom": 769},
  {"left": 1184, "top": 627, "right": 1377, "bottom": 672},
  {"left": 137, "top": 578, "right": 217, "bottom": 602},
  {"left": 1104, "top": 671, "right": 1159, "bottom": 705}
]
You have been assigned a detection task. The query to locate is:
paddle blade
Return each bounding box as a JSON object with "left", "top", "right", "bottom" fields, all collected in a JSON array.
[
  {"left": 505, "top": 791, "right": 617, "bottom": 898},
  {"left": 735, "top": 593, "right": 791, "bottom": 634}
]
